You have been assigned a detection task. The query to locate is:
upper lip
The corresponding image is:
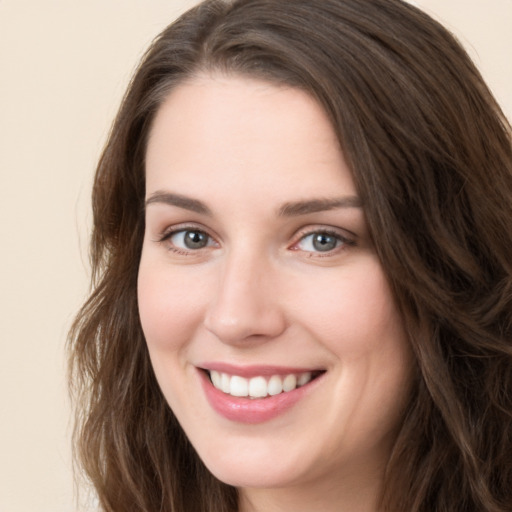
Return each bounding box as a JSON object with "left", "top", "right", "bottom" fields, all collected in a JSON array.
[{"left": 198, "top": 362, "right": 325, "bottom": 378}]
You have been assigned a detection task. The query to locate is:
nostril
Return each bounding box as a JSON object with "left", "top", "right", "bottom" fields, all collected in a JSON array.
[{"left": 204, "top": 311, "right": 286, "bottom": 346}]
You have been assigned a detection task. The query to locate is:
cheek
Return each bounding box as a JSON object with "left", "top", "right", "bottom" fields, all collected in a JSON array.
[
  {"left": 137, "top": 260, "right": 207, "bottom": 353},
  {"left": 291, "top": 257, "right": 404, "bottom": 357},
  {"left": 293, "top": 261, "right": 411, "bottom": 443}
]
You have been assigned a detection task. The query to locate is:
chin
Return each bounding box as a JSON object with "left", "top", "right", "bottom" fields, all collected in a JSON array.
[
  {"left": 190, "top": 431, "right": 323, "bottom": 490},
  {"left": 204, "top": 456, "right": 304, "bottom": 489}
]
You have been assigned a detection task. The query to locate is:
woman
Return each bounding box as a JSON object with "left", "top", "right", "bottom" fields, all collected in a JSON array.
[{"left": 69, "top": 0, "right": 512, "bottom": 510}]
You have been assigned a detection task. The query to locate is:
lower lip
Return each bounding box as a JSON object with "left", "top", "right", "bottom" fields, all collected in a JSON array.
[{"left": 199, "top": 370, "right": 323, "bottom": 424}]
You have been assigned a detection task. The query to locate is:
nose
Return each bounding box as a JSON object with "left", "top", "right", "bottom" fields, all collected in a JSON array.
[{"left": 204, "top": 250, "right": 287, "bottom": 346}]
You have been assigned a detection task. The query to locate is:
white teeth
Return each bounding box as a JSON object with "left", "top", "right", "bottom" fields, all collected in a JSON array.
[
  {"left": 282, "top": 374, "right": 297, "bottom": 392},
  {"left": 208, "top": 370, "right": 315, "bottom": 398},
  {"left": 298, "top": 372, "right": 312, "bottom": 387},
  {"left": 267, "top": 375, "right": 283, "bottom": 396},
  {"left": 230, "top": 376, "right": 249, "bottom": 397},
  {"left": 249, "top": 376, "right": 267, "bottom": 398},
  {"left": 210, "top": 370, "right": 221, "bottom": 389},
  {"left": 221, "top": 373, "right": 230, "bottom": 393}
]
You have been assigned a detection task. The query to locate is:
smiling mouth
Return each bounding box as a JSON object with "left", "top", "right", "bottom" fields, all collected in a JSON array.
[{"left": 205, "top": 369, "right": 325, "bottom": 399}]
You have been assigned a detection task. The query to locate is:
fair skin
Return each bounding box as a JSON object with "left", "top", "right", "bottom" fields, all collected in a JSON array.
[{"left": 138, "top": 74, "right": 413, "bottom": 512}]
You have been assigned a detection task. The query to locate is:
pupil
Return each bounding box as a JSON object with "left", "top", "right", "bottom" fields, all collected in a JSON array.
[
  {"left": 313, "top": 233, "right": 337, "bottom": 252},
  {"left": 185, "top": 231, "right": 207, "bottom": 249}
]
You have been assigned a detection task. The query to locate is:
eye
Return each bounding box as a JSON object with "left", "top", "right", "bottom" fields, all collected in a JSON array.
[
  {"left": 164, "top": 228, "right": 216, "bottom": 251},
  {"left": 294, "top": 230, "right": 352, "bottom": 254}
]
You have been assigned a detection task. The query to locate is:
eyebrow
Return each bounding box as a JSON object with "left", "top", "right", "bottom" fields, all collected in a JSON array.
[
  {"left": 145, "top": 191, "right": 363, "bottom": 217},
  {"left": 278, "top": 196, "right": 363, "bottom": 216},
  {"left": 145, "top": 191, "right": 212, "bottom": 215}
]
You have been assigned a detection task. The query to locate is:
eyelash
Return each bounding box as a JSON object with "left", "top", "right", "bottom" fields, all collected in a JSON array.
[
  {"left": 156, "top": 225, "right": 355, "bottom": 257},
  {"left": 157, "top": 225, "right": 216, "bottom": 255},
  {"left": 290, "top": 228, "right": 355, "bottom": 256}
]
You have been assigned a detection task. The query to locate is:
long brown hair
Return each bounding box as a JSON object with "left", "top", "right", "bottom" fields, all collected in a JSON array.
[{"left": 68, "top": 0, "right": 512, "bottom": 510}]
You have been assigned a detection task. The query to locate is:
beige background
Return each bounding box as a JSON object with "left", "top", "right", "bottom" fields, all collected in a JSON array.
[{"left": 0, "top": 1, "right": 510, "bottom": 511}]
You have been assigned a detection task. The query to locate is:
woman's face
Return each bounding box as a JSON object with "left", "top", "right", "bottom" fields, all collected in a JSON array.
[{"left": 138, "top": 75, "right": 412, "bottom": 499}]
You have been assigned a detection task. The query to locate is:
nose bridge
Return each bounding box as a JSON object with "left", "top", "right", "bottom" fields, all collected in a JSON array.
[{"left": 204, "top": 244, "right": 285, "bottom": 344}]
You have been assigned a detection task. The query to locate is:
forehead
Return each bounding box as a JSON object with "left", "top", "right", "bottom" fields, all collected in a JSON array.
[{"left": 145, "top": 74, "right": 356, "bottom": 202}]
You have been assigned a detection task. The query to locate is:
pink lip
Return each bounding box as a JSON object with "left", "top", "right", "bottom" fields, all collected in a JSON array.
[
  {"left": 199, "top": 362, "right": 321, "bottom": 378},
  {"left": 198, "top": 366, "right": 325, "bottom": 424}
]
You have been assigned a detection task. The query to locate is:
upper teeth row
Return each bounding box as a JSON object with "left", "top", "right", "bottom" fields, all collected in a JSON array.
[{"left": 209, "top": 370, "right": 313, "bottom": 398}]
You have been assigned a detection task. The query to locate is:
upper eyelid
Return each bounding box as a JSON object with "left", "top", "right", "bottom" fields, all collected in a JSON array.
[
  {"left": 292, "top": 224, "right": 357, "bottom": 242},
  {"left": 156, "top": 226, "right": 218, "bottom": 254},
  {"left": 294, "top": 231, "right": 353, "bottom": 247},
  {"left": 157, "top": 223, "right": 215, "bottom": 241}
]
